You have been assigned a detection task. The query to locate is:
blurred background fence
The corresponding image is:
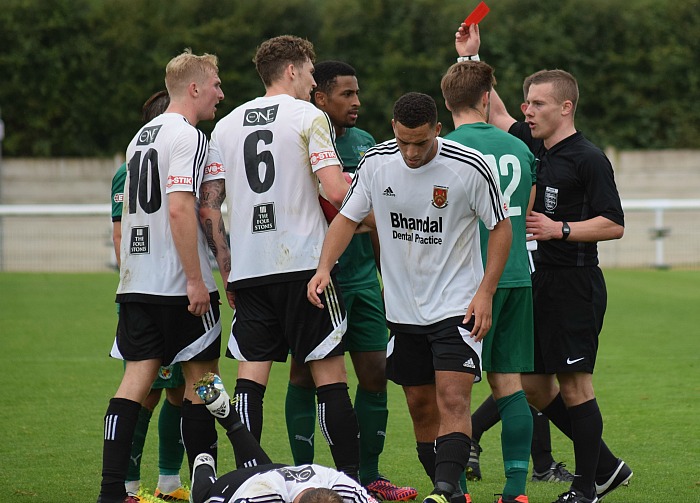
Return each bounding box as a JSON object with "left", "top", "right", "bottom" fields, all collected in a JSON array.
[{"left": 0, "top": 153, "right": 698, "bottom": 272}]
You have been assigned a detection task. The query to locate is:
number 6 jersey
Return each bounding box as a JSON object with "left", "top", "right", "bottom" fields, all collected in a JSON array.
[
  {"left": 117, "top": 112, "right": 217, "bottom": 302},
  {"left": 204, "top": 94, "right": 340, "bottom": 288}
]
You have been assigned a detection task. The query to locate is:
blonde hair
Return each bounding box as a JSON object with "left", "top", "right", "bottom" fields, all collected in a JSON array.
[{"left": 165, "top": 48, "right": 219, "bottom": 97}]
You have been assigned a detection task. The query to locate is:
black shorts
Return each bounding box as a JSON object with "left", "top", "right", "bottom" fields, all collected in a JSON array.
[
  {"left": 116, "top": 297, "right": 221, "bottom": 365},
  {"left": 531, "top": 266, "right": 607, "bottom": 374},
  {"left": 226, "top": 275, "right": 347, "bottom": 364},
  {"left": 386, "top": 316, "right": 482, "bottom": 386}
]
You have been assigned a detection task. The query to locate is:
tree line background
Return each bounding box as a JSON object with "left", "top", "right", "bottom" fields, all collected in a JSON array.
[{"left": 0, "top": 0, "right": 698, "bottom": 157}]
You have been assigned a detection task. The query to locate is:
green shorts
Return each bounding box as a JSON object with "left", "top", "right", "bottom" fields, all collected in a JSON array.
[
  {"left": 481, "top": 287, "right": 534, "bottom": 373},
  {"left": 343, "top": 285, "right": 388, "bottom": 353},
  {"left": 121, "top": 361, "right": 185, "bottom": 389}
]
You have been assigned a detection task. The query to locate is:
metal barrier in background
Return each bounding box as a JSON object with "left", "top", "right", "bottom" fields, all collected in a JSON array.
[{"left": 0, "top": 201, "right": 698, "bottom": 272}]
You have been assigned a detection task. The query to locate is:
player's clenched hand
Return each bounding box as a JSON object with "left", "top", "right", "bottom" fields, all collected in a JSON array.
[
  {"left": 526, "top": 211, "right": 560, "bottom": 241},
  {"left": 307, "top": 272, "right": 331, "bottom": 309},
  {"left": 187, "top": 279, "right": 211, "bottom": 317},
  {"left": 464, "top": 290, "right": 492, "bottom": 342}
]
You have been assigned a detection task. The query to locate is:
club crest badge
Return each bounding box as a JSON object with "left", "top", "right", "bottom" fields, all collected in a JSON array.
[
  {"left": 544, "top": 186, "right": 559, "bottom": 212},
  {"left": 432, "top": 186, "right": 448, "bottom": 209}
]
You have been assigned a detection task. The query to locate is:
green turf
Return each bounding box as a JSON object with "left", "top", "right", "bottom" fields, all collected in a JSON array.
[{"left": 0, "top": 270, "right": 698, "bottom": 502}]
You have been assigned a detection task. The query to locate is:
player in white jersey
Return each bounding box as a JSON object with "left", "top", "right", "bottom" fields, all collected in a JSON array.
[
  {"left": 189, "top": 373, "right": 373, "bottom": 503},
  {"left": 199, "top": 35, "right": 361, "bottom": 481},
  {"left": 98, "top": 49, "right": 225, "bottom": 503},
  {"left": 308, "top": 92, "right": 512, "bottom": 503},
  {"left": 192, "top": 461, "right": 375, "bottom": 503}
]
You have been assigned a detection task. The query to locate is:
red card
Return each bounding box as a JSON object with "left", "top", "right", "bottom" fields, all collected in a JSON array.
[{"left": 464, "top": 1, "right": 490, "bottom": 25}]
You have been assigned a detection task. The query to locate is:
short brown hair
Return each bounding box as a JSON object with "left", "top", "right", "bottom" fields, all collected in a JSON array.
[
  {"left": 523, "top": 69, "right": 579, "bottom": 112},
  {"left": 441, "top": 61, "right": 495, "bottom": 114},
  {"left": 253, "top": 35, "right": 316, "bottom": 87},
  {"left": 165, "top": 49, "right": 219, "bottom": 97}
]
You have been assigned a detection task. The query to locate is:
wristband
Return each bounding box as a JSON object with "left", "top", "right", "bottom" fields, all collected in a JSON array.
[
  {"left": 457, "top": 54, "right": 480, "bottom": 62},
  {"left": 561, "top": 221, "right": 571, "bottom": 240}
]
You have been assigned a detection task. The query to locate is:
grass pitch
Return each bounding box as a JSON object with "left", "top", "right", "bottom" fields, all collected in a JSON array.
[{"left": 0, "top": 270, "right": 698, "bottom": 502}]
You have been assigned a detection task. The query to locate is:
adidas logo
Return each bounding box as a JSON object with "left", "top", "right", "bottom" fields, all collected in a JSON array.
[
  {"left": 383, "top": 186, "right": 395, "bottom": 197},
  {"left": 463, "top": 358, "right": 475, "bottom": 368}
]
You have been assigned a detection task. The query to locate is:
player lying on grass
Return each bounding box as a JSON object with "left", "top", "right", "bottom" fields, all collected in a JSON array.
[{"left": 189, "top": 373, "right": 378, "bottom": 503}]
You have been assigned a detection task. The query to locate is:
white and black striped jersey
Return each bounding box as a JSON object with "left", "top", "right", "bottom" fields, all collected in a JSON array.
[
  {"left": 340, "top": 137, "right": 507, "bottom": 327},
  {"left": 223, "top": 464, "right": 373, "bottom": 503},
  {"left": 116, "top": 113, "right": 217, "bottom": 302},
  {"left": 204, "top": 94, "right": 340, "bottom": 287}
]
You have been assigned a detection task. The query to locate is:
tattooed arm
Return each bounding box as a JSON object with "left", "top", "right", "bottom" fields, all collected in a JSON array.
[{"left": 199, "top": 179, "right": 235, "bottom": 309}]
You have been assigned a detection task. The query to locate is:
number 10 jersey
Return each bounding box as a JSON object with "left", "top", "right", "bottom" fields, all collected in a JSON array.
[{"left": 117, "top": 112, "right": 217, "bottom": 302}]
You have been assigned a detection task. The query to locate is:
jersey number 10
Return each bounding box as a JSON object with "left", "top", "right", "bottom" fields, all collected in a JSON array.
[{"left": 128, "top": 148, "right": 162, "bottom": 214}]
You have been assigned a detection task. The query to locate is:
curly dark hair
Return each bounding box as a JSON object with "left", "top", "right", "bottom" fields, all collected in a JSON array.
[
  {"left": 393, "top": 92, "right": 437, "bottom": 129},
  {"left": 311, "top": 60, "right": 356, "bottom": 102}
]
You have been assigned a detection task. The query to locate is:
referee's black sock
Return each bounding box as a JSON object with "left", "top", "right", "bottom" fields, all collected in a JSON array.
[
  {"left": 181, "top": 400, "right": 217, "bottom": 475},
  {"left": 542, "top": 393, "right": 619, "bottom": 478},
  {"left": 316, "top": 382, "right": 360, "bottom": 481},
  {"left": 530, "top": 405, "right": 555, "bottom": 473},
  {"left": 234, "top": 378, "right": 266, "bottom": 441},
  {"left": 569, "top": 399, "right": 602, "bottom": 499},
  {"left": 99, "top": 398, "right": 141, "bottom": 501},
  {"left": 471, "top": 395, "right": 500, "bottom": 442}
]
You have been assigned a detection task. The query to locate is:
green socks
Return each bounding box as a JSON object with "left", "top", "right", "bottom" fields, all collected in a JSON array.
[
  {"left": 126, "top": 406, "right": 152, "bottom": 482},
  {"left": 355, "top": 387, "right": 388, "bottom": 485},
  {"left": 497, "top": 390, "right": 533, "bottom": 497},
  {"left": 285, "top": 382, "right": 317, "bottom": 465},
  {"left": 158, "top": 399, "right": 184, "bottom": 476}
]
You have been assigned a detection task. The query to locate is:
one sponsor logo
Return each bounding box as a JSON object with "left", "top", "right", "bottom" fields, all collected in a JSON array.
[
  {"left": 166, "top": 175, "right": 193, "bottom": 188},
  {"left": 204, "top": 162, "right": 225, "bottom": 176},
  {"left": 463, "top": 358, "right": 476, "bottom": 368},
  {"left": 566, "top": 357, "right": 585, "bottom": 365},
  {"left": 383, "top": 186, "right": 395, "bottom": 197},
  {"left": 545, "top": 186, "right": 559, "bottom": 212},
  {"left": 432, "top": 185, "right": 448, "bottom": 209},
  {"left": 390, "top": 212, "right": 443, "bottom": 233},
  {"left": 278, "top": 465, "right": 316, "bottom": 483},
  {"left": 243, "top": 104, "right": 279, "bottom": 126},
  {"left": 136, "top": 125, "right": 162, "bottom": 145},
  {"left": 130, "top": 226, "right": 149, "bottom": 254},
  {"left": 377, "top": 430, "right": 387, "bottom": 437},
  {"left": 252, "top": 203, "right": 276, "bottom": 233},
  {"left": 113, "top": 193, "right": 124, "bottom": 203},
  {"left": 310, "top": 150, "right": 337, "bottom": 166}
]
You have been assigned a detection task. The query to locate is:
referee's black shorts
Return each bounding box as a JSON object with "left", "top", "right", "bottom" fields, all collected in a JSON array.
[{"left": 531, "top": 265, "right": 607, "bottom": 374}]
